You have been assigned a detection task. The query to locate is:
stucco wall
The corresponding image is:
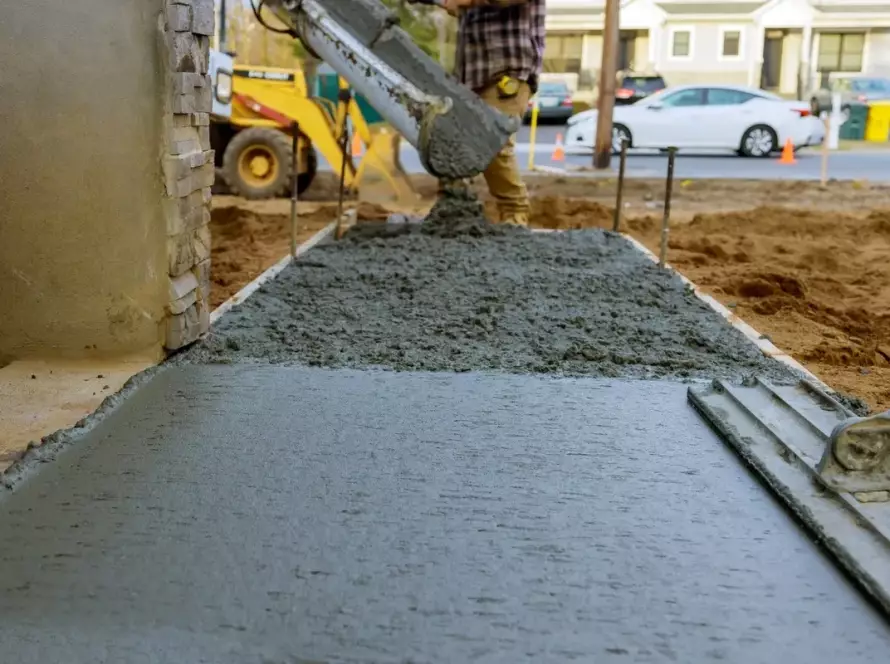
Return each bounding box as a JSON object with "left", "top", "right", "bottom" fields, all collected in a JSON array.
[
  {"left": 0, "top": 0, "right": 168, "bottom": 360},
  {"left": 0, "top": 0, "right": 214, "bottom": 362}
]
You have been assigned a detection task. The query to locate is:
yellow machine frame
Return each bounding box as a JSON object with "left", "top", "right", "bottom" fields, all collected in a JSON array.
[{"left": 215, "top": 64, "right": 415, "bottom": 202}]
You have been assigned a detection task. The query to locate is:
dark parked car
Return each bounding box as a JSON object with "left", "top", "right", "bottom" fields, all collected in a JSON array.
[
  {"left": 524, "top": 81, "right": 574, "bottom": 123},
  {"left": 614, "top": 73, "right": 667, "bottom": 105}
]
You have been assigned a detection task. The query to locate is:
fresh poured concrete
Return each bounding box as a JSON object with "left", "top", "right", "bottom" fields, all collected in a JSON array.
[
  {"left": 194, "top": 222, "right": 794, "bottom": 383},
  {"left": 1, "top": 365, "right": 889, "bottom": 663}
]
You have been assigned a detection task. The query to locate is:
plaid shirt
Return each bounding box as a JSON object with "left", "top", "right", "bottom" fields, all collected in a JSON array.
[{"left": 455, "top": 0, "right": 546, "bottom": 94}]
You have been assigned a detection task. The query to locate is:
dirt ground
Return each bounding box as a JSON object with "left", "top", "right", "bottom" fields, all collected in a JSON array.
[
  {"left": 210, "top": 198, "right": 349, "bottom": 308},
  {"left": 211, "top": 173, "right": 890, "bottom": 412}
]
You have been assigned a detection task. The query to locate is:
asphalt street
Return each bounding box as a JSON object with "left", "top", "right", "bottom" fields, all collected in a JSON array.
[{"left": 321, "top": 122, "right": 890, "bottom": 181}]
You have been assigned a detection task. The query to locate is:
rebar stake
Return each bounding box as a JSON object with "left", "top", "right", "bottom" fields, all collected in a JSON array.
[
  {"left": 335, "top": 89, "right": 351, "bottom": 240},
  {"left": 613, "top": 137, "right": 628, "bottom": 232},
  {"left": 659, "top": 147, "right": 677, "bottom": 268},
  {"left": 289, "top": 121, "right": 300, "bottom": 259}
]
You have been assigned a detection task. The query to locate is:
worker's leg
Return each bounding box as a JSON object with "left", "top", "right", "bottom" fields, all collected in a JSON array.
[{"left": 477, "top": 81, "right": 532, "bottom": 226}]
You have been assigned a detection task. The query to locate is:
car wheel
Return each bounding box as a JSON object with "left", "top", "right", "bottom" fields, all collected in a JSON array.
[
  {"left": 740, "top": 125, "right": 778, "bottom": 158},
  {"left": 611, "top": 124, "right": 632, "bottom": 154}
]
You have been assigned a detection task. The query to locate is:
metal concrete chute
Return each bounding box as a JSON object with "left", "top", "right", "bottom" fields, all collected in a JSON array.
[{"left": 263, "top": 0, "right": 518, "bottom": 179}]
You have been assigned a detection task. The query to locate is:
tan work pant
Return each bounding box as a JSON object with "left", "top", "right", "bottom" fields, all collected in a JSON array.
[
  {"left": 439, "top": 80, "right": 531, "bottom": 223},
  {"left": 477, "top": 80, "right": 531, "bottom": 222}
]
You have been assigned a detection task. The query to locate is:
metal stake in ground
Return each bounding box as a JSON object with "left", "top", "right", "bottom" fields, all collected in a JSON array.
[
  {"left": 290, "top": 121, "right": 300, "bottom": 259},
  {"left": 336, "top": 86, "right": 352, "bottom": 240},
  {"left": 659, "top": 147, "right": 677, "bottom": 268},
  {"left": 820, "top": 111, "right": 830, "bottom": 188},
  {"left": 612, "top": 138, "right": 628, "bottom": 232}
]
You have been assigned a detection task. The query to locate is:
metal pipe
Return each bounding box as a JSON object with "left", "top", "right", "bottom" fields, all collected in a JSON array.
[
  {"left": 336, "top": 86, "right": 351, "bottom": 240},
  {"left": 659, "top": 147, "right": 677, "bottom": 268},
  {"left": 527, "top": 94, "right": 540, "bottom": 172},
  {"left": 219, "top": 0, "right": 228, "bottom": 52},
  {"left": 290, "top": 122, "right": 300, "bottom": 259},
  {"left": 613, "top": 138, "right": 628, "bottom": 232}
]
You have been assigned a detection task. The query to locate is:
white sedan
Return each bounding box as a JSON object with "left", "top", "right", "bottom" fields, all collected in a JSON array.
[{"left": 565, "top": 84, "right": 825, "bottom": 157}]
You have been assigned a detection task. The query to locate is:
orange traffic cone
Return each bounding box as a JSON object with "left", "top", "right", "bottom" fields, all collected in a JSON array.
[
  {"left": 351, "top": 132, "right": 364, "bottom": 158},
  {"left": 551, "top": 133, "right": 566, "bottom": 162},
  {"left": 778, "top": 138, "right": 796, "bottom": 164}
]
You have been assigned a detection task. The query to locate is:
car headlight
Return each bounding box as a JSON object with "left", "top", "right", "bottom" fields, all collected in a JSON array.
[{"left": 215, "top": 70, "right": 233, "bottom": 104}]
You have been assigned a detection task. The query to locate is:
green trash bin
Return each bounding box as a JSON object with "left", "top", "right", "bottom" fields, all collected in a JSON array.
[
  {"left": 839, "top": 103, "right": 868, "bottom": 141},
  {"left": 317, "top": 66, "right": 385, "bottom": 125}
]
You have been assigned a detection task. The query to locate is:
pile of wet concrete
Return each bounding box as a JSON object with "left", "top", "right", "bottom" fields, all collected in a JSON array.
[{"left": 190, "top": 197, "right": 793, "bottom": 382}]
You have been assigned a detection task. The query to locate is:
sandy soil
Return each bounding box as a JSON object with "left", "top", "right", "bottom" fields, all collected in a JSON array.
[
  {"left": 210, "top": 198, "right": 355, "bottom": 308},
  {"left": 211, "top": 173, "right": 890, "bottom": 411}
]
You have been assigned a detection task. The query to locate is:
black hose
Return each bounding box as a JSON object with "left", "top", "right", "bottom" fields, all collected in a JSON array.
[{"left": 250, "top": 0, "right": 296, "bottom": 35}]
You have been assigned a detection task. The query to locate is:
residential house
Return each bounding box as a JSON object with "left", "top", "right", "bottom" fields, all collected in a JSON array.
[{"left": 545, "top": 0, "right": 890, "bottom": 99}]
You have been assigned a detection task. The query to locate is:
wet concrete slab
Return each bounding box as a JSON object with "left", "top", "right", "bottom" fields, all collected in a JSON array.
[
  {"left": 193, "top": 225, "right": 794, "bottom": 384},
  {"left": 1, "top": 365, "right": 888, "bottom": 663}
]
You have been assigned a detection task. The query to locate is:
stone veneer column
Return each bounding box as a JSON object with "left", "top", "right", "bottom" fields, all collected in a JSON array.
[{"left": 161, "top": 0, "right": 216, "bottom": 350}]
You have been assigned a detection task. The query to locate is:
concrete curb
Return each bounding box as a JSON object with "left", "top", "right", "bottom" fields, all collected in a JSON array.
[{"left": 209, "top": 217, "right": 342, "bottom": 325}]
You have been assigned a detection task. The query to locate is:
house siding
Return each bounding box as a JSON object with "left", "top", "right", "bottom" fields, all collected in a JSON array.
[
  {"left": 543, "top": 0, "right": 890, "bottom": 93},
  {"left": 659, "top": 22, "right": 753, "bottom": 84},
  {"left": 780, "top": 31, "right": 803, "bottom": 95},
  {"left": 867, "top": 28, "right": 890, "bottom": 75},
  {"left": 582, "top": 33, "right": 604, "bottom": 71}
]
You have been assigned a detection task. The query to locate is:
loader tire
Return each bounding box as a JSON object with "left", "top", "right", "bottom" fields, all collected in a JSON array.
[{"left": 222, "top": 127, "right": 292, "bottom": 200}]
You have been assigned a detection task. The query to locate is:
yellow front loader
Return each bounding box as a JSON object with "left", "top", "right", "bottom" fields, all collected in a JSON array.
[{"left": 210, "top": 65, "right": 416, "bottom": 205}]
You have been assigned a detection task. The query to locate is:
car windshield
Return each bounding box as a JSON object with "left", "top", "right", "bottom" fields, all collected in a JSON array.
[
  {"left": 638, "top": 87, "right": 672, "bottom": 104},
  {"left": 539, "top": 83, "right": 569, "bottom": 96},
  {"left": 851, "top": 78, "right": 890, "bottom": 93},
  {"left": 621, "top": 76, "right": 666, "bottom": 92}
]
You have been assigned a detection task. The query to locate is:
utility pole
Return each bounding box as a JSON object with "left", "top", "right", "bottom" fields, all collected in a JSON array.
[{"left": 593, "top": 0, "right": 620, "bottom": 169}]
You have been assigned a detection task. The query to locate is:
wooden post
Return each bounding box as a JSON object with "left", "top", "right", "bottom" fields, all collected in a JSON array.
[{"left": 593, "top": 0, "right": 620, "bottom": 170}]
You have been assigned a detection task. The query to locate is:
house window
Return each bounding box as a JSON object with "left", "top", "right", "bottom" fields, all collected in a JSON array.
[
  {"left": 722, "top": 30, "right": 741, "bottom": 58},
  {"left": 544, "top": 33, "right": 584, "bottom": 74},
  {"left": 671, "top": 30, "right": 692, "bottom": 58},
  {"left": 817, "top": 33, "right": 865, "bottom": 73}
]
